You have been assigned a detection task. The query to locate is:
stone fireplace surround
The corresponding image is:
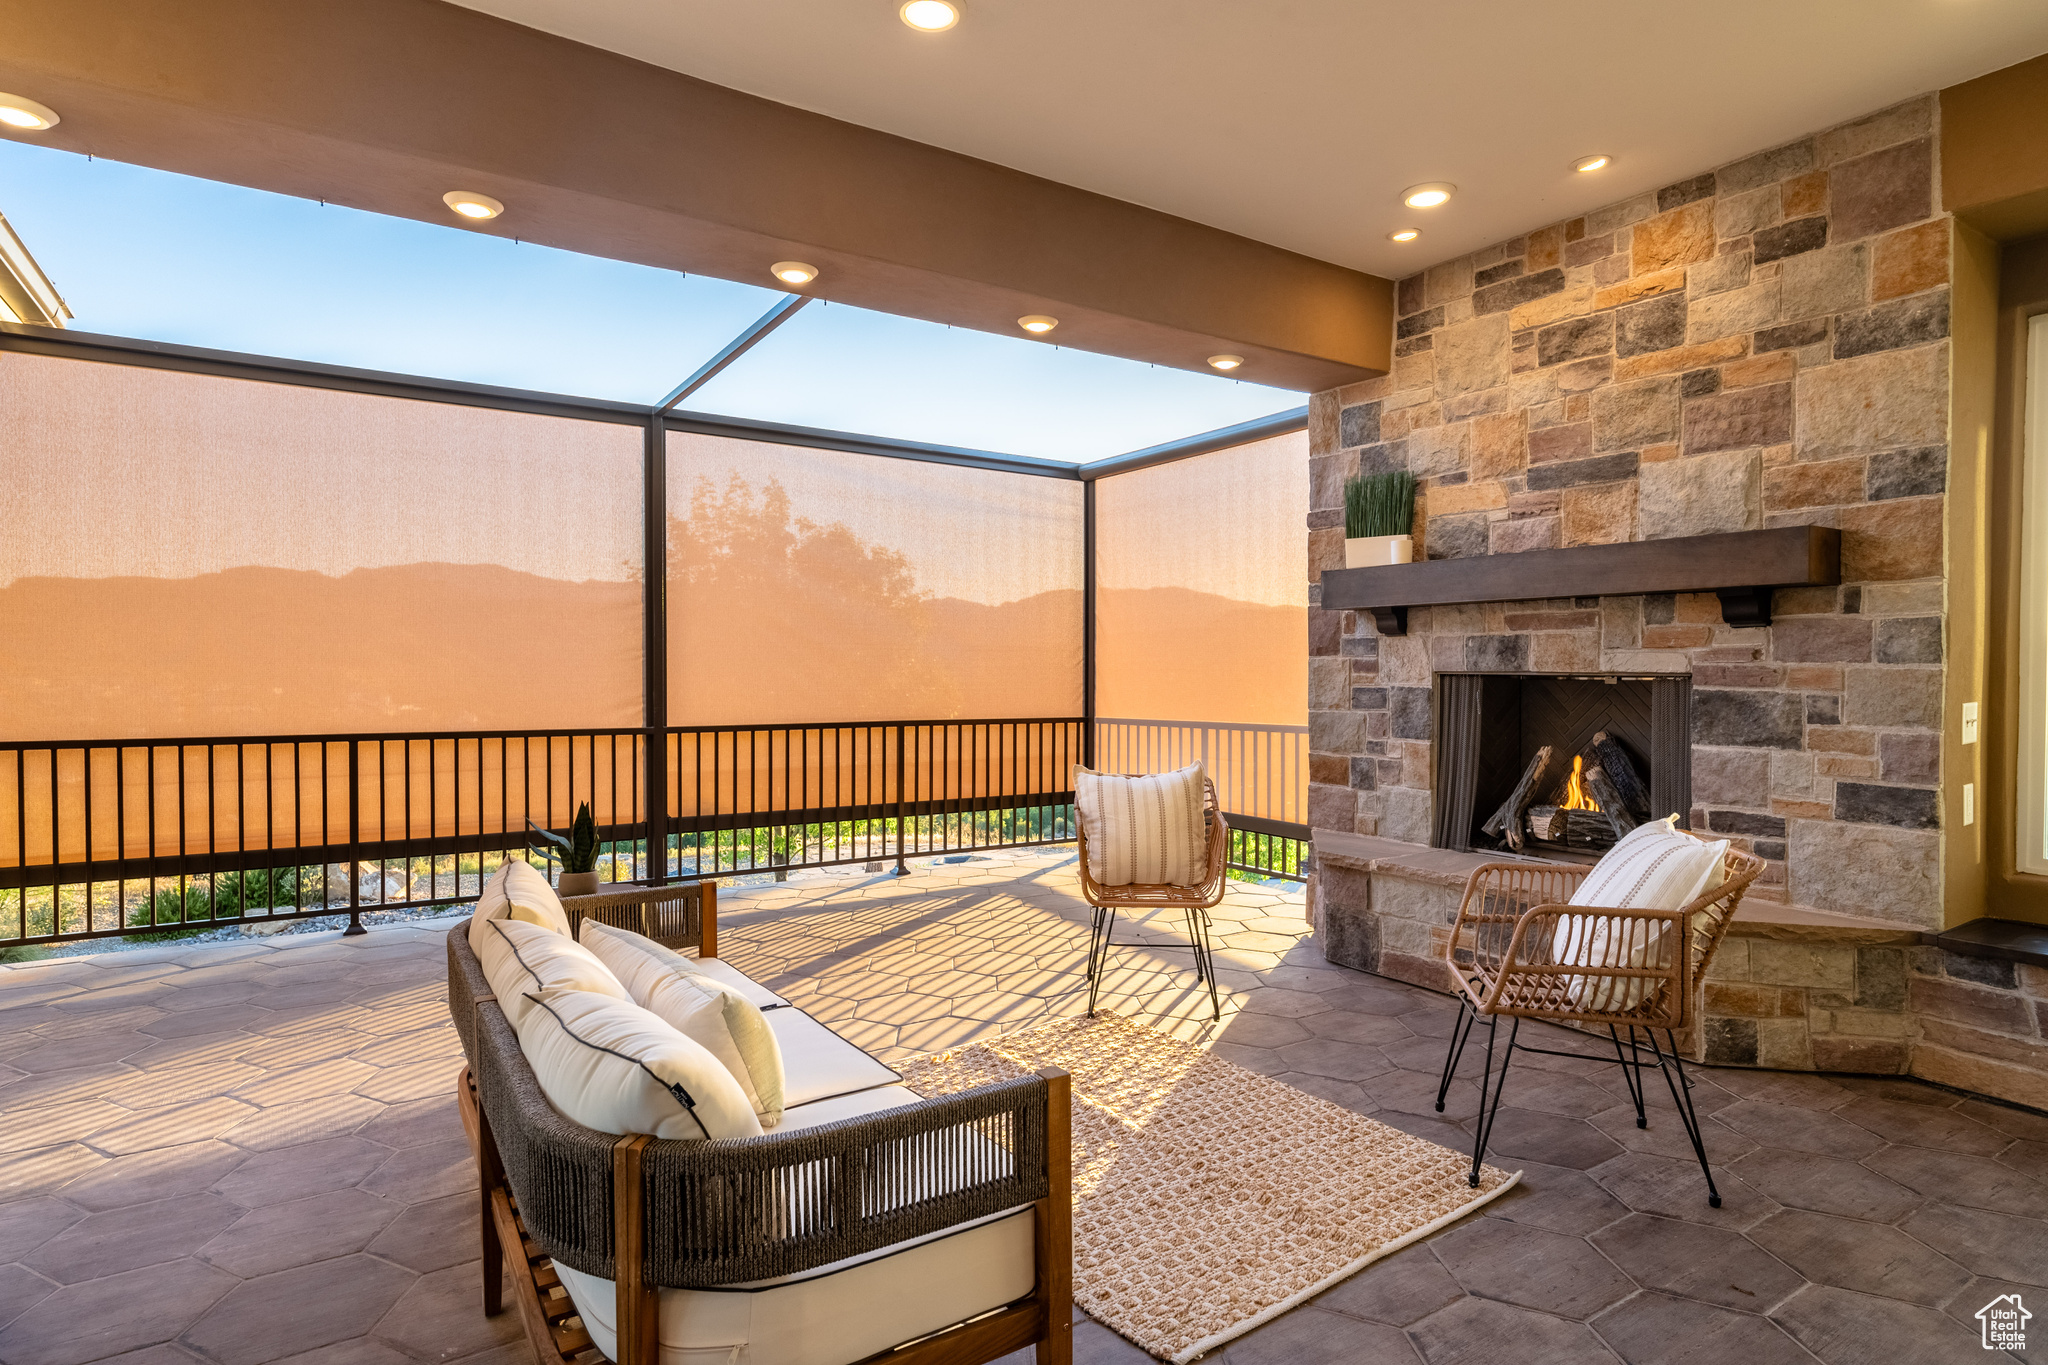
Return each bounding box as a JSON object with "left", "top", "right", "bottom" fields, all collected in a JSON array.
[{"left": 1305, "top": 586, "right": 2048, "bottom": 1111}]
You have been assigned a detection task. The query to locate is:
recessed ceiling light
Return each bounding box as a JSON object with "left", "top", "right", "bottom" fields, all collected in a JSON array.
[
  {"left": 0, "top": 94, "right": 60, "bottom": 132},
  {"left": 1388, "top": 228, "right": 1420, "bottom": 243},
  {"left": 1207, "top": 354, "right": 1244, "bottom": 371},
  {"left": 1573, "top": 154, "right": 1612, "bottom": 174},
  {"left": 772, "top": 261, "right": 819, "bottom": 285},
  {"left": 1401, "top": 183, "right": 1455, "bottom": 209},
  {"left": 442, "top": 191, "right": 503, "bottom": 221},
  {"left": 900, "top": 0, "right": 961, "bottom": 30},
  {"left": 1017, "top": 314, "right": 1058, "bottom": 335}
]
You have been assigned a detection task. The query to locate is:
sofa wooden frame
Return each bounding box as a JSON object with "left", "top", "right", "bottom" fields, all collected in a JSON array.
[{"left": 448, "top": 886, "right": 1073, "bottom": 1365}]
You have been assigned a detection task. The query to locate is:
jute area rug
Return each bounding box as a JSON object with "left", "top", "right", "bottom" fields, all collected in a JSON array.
[{"left": 898, "top": 1012, "right": 1517, "bottom": 1364}]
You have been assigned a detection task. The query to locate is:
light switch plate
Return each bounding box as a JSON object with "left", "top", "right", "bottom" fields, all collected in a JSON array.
[
  {"left": 1965, "top": 783, "right": 1976, "bottom": 826},
  {"left": 1963, "top": 702, "right": 1980, "bottom": 746}
]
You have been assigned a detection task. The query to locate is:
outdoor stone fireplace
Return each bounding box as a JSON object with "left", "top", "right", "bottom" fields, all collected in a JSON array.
[{"left": 1298, "top": 98, "right": 2048, "bottom": 1110}]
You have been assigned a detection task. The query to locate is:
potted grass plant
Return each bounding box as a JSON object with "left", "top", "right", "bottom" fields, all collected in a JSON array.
[
  {"left": 1344, "top": 469, "right": 1416, "bottom": 568},
  {"left": 529, "top": 802, "right": 601, "bottom": 898}
]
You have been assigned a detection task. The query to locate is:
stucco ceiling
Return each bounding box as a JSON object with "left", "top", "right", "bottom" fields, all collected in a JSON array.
[{"left": 446, "top": 0, "right": 2048, "bottom": 278}]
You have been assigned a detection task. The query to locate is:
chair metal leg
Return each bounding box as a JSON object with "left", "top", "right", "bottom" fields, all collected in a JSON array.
[
  {"left": 1189, "top": 909, "right": 1220, "bottom": 1021},
  {"left": 1435, "top": 995, "right": 1476, "bottom": 1114},
  {"left": 1467, "top": 1013, "right": 1519, "bottom": 1188},
  {"left": 1645, "top": 1027, "right": 1722, "bottom": 1208},
  {"left": 1610, "top": 1025, "right": 1648, "bottom": 1129},
  {"left": 1086, "top": 906, "right": 1117, "bottom": 1017}
]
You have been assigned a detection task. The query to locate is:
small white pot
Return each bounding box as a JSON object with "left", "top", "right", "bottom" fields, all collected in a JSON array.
[{"left": 1345, "top": 534, "right": 1414, "bottom": 568}]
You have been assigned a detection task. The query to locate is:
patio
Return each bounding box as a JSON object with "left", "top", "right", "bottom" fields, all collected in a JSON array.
[{"left": 2, "top": 850, "right": 2044, "bottom": 1365}]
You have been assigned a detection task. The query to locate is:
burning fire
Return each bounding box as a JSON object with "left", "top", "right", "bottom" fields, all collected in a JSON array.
[{"left": 1560, "top": 754, "right": 1600, "bottom": 811}]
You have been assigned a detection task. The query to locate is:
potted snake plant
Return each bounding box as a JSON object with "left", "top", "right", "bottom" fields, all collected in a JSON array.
[
  {"left": 1344, "top": 469, "right": 1416, "bottom": 568},
  {"left": 529, "top": 802, "right": 601, "bottom": 898}
]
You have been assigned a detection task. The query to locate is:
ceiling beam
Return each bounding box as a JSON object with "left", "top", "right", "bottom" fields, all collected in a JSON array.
[
  {"left": 1080, "top": 408, "right": 1309, "bottom": 482},
  {"left": 655, "top": 294, "right": 809, "bottom": 413},
  {"left": 0, "top": 0, "right": 1391, "bottom": 390}
]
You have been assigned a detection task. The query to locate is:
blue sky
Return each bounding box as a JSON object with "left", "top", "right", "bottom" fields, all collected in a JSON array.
[{"left": 0, "top": 139, "right": 1302, "bottom": 461}]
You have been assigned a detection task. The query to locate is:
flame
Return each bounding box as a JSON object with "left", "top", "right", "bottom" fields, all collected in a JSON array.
[{"left": 1560, "top": 754, "right": 1600, "bottom": 811}]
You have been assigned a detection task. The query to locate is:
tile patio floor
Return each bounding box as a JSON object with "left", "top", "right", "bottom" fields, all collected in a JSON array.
[{"left": 1, "top": 845, "right": 2044, "bottom": 1365}]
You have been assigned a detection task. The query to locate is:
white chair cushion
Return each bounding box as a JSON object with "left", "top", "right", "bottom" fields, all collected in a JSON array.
[
  {"left": 473, "top": 917, "right": 627, "bottom": 1030},
  {"left": 579, "top": 920, "right": 786, "bottom": 1126},
  {"left": 502, "top": 858, "right": 572, "bottom": 935},
  {"left": 1075, "top": 761, "right": 1206, "bottom": 887},
  {"left": 514, "top": 986, "right": 762, "bottom": 1141},
  {"left": 1553, "top": 818, "right": 1729, "bottom": 1012},
  {"left": 769, "top": 1008, "right": 901, "bottom": 1108},
  {"left": 555, "top": 1206, "right": 1035, "bottom": 1365}
]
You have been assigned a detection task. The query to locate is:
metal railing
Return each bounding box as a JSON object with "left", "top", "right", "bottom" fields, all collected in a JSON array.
[
  {"left": 1092, "top": 718, "right": 1310, "bottom": 880},
  {"left": 0, "top": 720, "right": 1083, "bottom": 946},
  {"left": 2, "top": 714, "right": 1310, "bottom": 946}
]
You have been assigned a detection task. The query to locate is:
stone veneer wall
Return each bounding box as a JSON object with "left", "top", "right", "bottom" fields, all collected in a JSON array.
[{"left": 1306, "top": 96, "right": 1954, "bottom": 927}]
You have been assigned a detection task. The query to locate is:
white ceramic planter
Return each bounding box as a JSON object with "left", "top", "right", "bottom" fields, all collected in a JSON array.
[{"left": 1345, "top": 534, "right": 1414, "bottom": 568}]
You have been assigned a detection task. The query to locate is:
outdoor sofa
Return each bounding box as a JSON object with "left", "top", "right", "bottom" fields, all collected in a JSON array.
[{"left": 444, "top": 864, "right": 1072, "bottom": 1365}]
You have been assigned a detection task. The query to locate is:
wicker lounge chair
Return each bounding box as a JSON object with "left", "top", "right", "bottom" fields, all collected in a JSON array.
[{"left": 1433, "top": 837, "right": 1765, "bottom": 1206}]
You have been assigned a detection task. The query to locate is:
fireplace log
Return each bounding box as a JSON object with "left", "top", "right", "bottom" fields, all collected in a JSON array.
[
  {"left": 1590, "top": 731, "right": 1652, "bottom": 819},
  {"left": 1527, "top": 805, "right": 1562, "bottom": 841},
  {"left": 1480, "top": 746, "right": 1553, "bottom": 852},
  {"left": 1565, "top": 809, "right": 1617, "bottom": 848},
  {"left": 1583, "top": 763, "right": 1638, "bottom": 841}
]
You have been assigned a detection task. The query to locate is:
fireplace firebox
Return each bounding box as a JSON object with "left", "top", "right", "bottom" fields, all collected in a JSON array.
[{"left": 1430, "top": 673, "right": 1693, "bottom": 858}]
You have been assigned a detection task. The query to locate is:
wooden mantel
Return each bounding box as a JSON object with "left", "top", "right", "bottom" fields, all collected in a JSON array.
[{"left": 1319, "top": 526, "right": 1841, "bottom": 635}]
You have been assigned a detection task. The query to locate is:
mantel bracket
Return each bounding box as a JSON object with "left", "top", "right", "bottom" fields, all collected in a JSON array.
[
  {"left": 1367, "top": 604, "right": 1409, "bottom": 637},
  {"left": 1714, "top": 586, "right": 1776, "bottom": 630}
]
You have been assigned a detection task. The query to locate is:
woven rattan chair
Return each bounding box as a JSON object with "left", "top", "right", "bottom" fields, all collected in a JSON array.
[
  {"left": 1434, "top": 836, "right": 1765, "bottom": 1206},
  {"left": 1078, "top": 777, "right": 1231, "bottom": 1021}
]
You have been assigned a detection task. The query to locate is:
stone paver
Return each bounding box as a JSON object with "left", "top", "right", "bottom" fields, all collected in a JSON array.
[{"left": 0, "top": 845, "right": 2041, "bottom": 1364}]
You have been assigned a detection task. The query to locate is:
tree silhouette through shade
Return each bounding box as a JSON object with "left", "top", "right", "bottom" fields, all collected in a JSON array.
[{"left": 669, "top": 473, "right": 964, "bottom": 723}]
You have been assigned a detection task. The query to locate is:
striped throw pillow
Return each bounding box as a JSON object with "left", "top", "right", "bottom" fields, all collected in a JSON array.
[
  {"left": 1075, "top": 763, "right": 1207, "bottom": 887},
  {"left": 1552, "top": 818, "right": 1728, "bottom": 1012}
]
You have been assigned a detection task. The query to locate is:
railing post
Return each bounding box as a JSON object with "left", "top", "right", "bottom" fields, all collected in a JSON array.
[
  {"left": 893, "top": 724, "right": 909, "bottom": 877},
  {"left": 344, "top": 740, "right": 366, "bottom": 936}
]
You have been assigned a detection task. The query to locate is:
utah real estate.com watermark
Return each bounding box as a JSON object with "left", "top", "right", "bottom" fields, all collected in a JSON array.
[{"left": 1979, "top": 1292, "right": 2031, "bottom": 1352}]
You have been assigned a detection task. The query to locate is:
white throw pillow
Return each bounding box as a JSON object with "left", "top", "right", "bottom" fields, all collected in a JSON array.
[
  {"left": 502, "top": 858, "right": 573, "bottom": 935},
  {"left": 1551, "top": 818, "right": 1729, "bottom": 1012},
  {"left": 515, "top": 987, "right": 762, "bottom": 1141},
  {"left": 1074, "top": 762, "right": 1207, "bottom": 887},
  {"left": 474, "top": 917, "right": 627, "bottom": 1029},
  {"left": 579, "top": 920, "right": 786, "bottom": 1126}
]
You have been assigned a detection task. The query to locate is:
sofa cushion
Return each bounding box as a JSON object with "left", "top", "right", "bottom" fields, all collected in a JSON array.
[
  {"left": 1075, "top": 762, "right": 1207, "bottom": 886},
  {"left": 515, "top": 986, "right": 762, "bottom": 1141},
  {"left": 464, "top": 861, "right": 519, "bottom": 947},
  {"left": 770, "top": 1007, "right": 901, "bottom": 1108},
  {"left": 579, "top": 920, "right": 786, "bottom": 1126},
  {"left": 474, "top": 917, "right": 626, "bottom": 1030},
  {"left": 555, "top": 1205, "right": 1035, "bottom": 1365},
  {"left": 503, "top": 858, "right": 573, "bottom": 934},
  {"left": 684, "top": 953, "right": 788, "bottom": 1008},
  {"left": 775, "top": 1082, "right": 923, "bottom": 1133}
]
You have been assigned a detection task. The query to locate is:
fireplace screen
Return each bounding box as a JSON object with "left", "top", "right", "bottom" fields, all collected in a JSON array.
[{"left": 1431, "top": 674, "right": 1692, "bottom": 856}]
